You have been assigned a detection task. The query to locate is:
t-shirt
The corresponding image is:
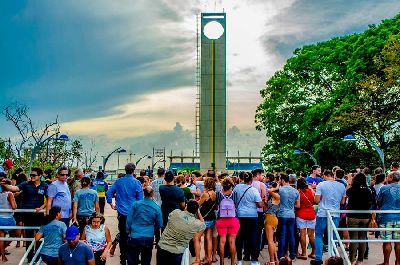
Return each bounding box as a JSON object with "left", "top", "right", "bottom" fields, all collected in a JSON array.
[
  {"left": 277, "top": 185, "right": 299, "bottom": 218},
  {"left": 17, "top": 181, "right": 48, "bottom": 209},
  {"left": 73, "top": 188, "right": 99, "bottom": 217},
  {"left": 39, "top": 220, "right": 67, "bottom": 257},
  {"left": 58, "top": 242, "right": 94, "bottom": 265},
  {"left": 346, "top": 186, "right": 373, "bottom": 219},
  {"left": 91, "top": 179, "right": 108, "bottom": 198},
  {"left": 306, "top": 176, "right": 323, "bottom": 186},
  {"left": 296, "top": 188, "right": 316, "bottom": 220},
  {"left": 377, "top": 183, "right": 400, "bottom": 222},
  {"left": 315, "top": 180, "right": 346, "bottom": 218},
  {"left": 158, "top": 209, "right": 205, "bottom": 254},
  {"left": 159, "top": 185, "right": 185, "bottom": 225},
  {"left": 181, "top": 187, "right": 194, "bottom": 202},
  {"left": 233, "top": 183, "right": 261, "bottom": 217},
  {"left": 48, "top": 180, "right": 72, "bottom": 218},
  {"left": 150, "top": 178, "right": 165, "bottom": 206},
  {"left": 195, "top": 181, "right": 205, "bottom": 195}
]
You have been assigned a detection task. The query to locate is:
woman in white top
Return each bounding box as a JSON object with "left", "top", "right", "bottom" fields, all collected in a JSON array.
[
  {"left": 0, "top": 183, "right": 16, "bottom": 262},
  {"left": 82, "top": 213, "right": 112, "bottom": 265}
]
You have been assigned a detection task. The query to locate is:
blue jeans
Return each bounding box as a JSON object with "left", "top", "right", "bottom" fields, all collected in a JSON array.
[
  {"left": 277, "top": 217, "right": 296, "bottom": 260},
  {"left": 156, "top": 247, "right": 183, "bottom": 265},
  {"left": 127, "top": 237, "right": 153, "bottom": 265},
  {"left": 315, "top": 216, "right": 340, "bottom": 261},
  {"left": 40, "top": 254, "right": 58, "bottom": 265}
]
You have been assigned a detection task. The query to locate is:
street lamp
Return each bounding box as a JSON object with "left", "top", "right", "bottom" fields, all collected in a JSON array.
[
  {"left": 152, "top": 158, "right": 166, "bottom": 170},
  {"left": 294, "top": 149, "right": 318, "bottom": 165},
  {"left": 116, "top": 149, "right": 127, "bottom": 171},
  {"left": 103, "top": 147, "right": 126, "bottom": 171},
  {"left": 29, "top": 133, "right": 69, "bottom": 175},
  {"left": 343, "top": 134, "right": 385, "bottom": 173},
  {"left": 135, "top": 154, "right": 152, "bottom": 167}
]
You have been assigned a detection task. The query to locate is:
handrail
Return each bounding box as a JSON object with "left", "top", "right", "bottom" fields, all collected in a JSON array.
[
  {"left": 30, "top": 241, "right": 44, "bottom": 265},
  {"left": 0, "top": 209, "right": 45, "bottom": 213},
  {"left": 327, "top": 209, "right": 400, "bottom": 265},
  {"left": 18, "top": 240, "right": 35, "bottom": 265},
  {"left": 327, "top": 211, "right": 351, "bottom": 265}
]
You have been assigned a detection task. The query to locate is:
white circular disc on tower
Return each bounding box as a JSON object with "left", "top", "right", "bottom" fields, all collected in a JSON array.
[{"left": 203, "top": 21, "right": 224, "bottom": 40}]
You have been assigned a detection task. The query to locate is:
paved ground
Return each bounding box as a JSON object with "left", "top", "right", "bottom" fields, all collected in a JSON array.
[{"left": 4, "top": 203, "right": 395, "bottom": 264}]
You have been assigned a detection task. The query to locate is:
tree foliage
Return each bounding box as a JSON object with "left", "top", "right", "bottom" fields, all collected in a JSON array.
[
  {"left": 256, "top": 14, "right": 400, "bottom": 171},
  {"left": 2, "top": 103, "right": 84, "bottom": 172}
]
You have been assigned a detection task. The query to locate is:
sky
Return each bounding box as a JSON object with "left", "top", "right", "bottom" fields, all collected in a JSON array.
[{"left": 1, "top": 0, "right": 399, "bottom": 169}]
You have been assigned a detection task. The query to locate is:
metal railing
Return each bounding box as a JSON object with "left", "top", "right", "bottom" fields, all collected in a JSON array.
[
  {"left": 327, "top": 210, "right": 400, "bottom": 265},
  {"left": 0, "top": 209, "right": 45, "bottom": 265}
]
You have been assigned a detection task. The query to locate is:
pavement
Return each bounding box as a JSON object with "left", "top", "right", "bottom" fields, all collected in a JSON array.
[{"left": 3, "top": 203, "right": 395, "bottom": 264}]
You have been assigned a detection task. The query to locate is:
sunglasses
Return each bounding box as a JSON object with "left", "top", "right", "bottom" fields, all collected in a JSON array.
[
  {"left": 30, "top": 174, "right": 38, "bottom": 177},
  {"left": 59, "top": 174, "right": 70, "bottom": 176}
]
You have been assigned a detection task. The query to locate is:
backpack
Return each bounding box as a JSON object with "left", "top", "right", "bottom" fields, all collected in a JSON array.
[{"left": 219, "top": 193, "right": 236, "bottom": 218}]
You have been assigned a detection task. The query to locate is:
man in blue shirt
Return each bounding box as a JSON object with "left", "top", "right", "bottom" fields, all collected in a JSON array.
[
  {"left": 106, "top": 163, "right": 143, "bottom": 265},
  {"left": 58, "top": 226, "right": 95, "bottom": 265},
  {"left": 126, "top": 186, "right": 162, "bottom": 265},
  {"left": 376, "top": 171, "right": 400, "bottom": 265},
  {"left": 306, "top": 165, "right": 323, "bottom": 189}
]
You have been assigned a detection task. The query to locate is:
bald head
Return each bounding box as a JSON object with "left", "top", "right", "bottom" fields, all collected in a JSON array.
[{"left": 144, "top": 186, "right": 154, "bottom": 198}]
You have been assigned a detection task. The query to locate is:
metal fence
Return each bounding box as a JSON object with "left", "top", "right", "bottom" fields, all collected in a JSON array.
[
  {"left": 327, "top": 210, "right": 400, "bottom": 265},
  {"left": 0, "top": 209, "right": 44, "bottom": 265}
]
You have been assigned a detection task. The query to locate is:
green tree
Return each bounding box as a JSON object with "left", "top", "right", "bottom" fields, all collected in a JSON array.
[{"left": 256, "top": 14, "right": 400, "bottom": 171}]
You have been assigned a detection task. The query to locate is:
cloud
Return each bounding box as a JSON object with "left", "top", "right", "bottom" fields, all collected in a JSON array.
[{"left": 1, "top": 0, "right": 399, "bottom": 161}]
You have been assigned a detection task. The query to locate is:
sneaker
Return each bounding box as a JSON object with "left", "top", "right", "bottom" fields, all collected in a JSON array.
[
  {"left": 251, "top": 262, "right": 260, "bottom": 265},
  {"left": 236, "top": 261, "right": 242, "bottom": 265}
]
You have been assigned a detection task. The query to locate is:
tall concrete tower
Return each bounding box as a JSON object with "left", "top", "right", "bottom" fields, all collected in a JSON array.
[{"left": 200, "top": 13, "right": 226, "bottom": 172}]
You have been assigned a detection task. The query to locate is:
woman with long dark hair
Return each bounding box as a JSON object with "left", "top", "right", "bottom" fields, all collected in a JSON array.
[
  {"left": 346, "top": 173, "right": 373, "bottom": 264},
  {"left": 295, "top": 177, "right": 316, "bottom": 260},
  {"left": 35, "top": 206, "right": 67, "bottom": 265}
]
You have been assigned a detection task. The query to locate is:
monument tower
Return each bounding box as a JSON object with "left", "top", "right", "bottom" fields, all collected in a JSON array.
[{"left": 199, "top": 13, "right": 227, "bottom": 172}]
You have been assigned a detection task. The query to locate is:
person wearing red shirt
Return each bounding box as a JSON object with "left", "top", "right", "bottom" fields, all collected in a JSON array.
[{"left": 296, "top": 178, "right": 316, "bottom": 260}]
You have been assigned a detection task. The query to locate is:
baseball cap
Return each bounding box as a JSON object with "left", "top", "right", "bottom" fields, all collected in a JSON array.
[
  {"left": 65, "top": 226, "right": 79, "bottom": 240},
  {"left": 3, "top": 160, "right": 13, "bottom": 169}
]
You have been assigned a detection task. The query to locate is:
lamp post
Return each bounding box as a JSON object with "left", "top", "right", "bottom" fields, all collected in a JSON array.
[
  {"left": 103, "top": 147, "right": 126, "bottom": 171},
  {"left": 294, "top": 149, "right": 318, "bottom": 165},
  {"left": 116, "top": 149, "right": 127, "bottom": 171},
  {"left": 343, "top": 134, "right": 385, "bottom": 174},
  {"left": 152, "top": 158, "right": 166, "bottom": 170},
  {"left": 29, "top": 133, "right": 69, "bottom": 175},
  {"left": 135, "top": 154, "right": 152, "bottom": 167}
]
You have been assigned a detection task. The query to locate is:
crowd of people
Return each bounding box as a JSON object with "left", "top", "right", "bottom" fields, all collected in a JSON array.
[{"left": 0, "top": 158, "right": 399, "bottom": 265}]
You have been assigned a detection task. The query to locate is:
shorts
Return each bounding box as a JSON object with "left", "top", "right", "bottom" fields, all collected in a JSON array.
[
  {"left": 0, "top": 217, "right": 16, "bottom": 233},
  {"left": 264, "top": 214, "right": 278, "bottom": 230},
  {"left": 296, "top": 217, "right": 316, "bottom": 229},
  {"left": 216, "top": 217, "right": 240, "bottom": 236},
  {"left": 205, "top": 220, "right": 216, "bottom": 229},
  {"left": 380, "top": 221, "right": 400, "bottom": 240}
]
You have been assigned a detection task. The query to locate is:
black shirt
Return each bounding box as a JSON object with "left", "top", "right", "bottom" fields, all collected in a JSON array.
[
  {"left": 346, "top": 186, "right": 373, "bottom": 219},
  {"left": 17, "top": 181, "right": 48, "bottom": 209},
  {"left": 159, "top": 185, "right": 184, "bottom": 225}
]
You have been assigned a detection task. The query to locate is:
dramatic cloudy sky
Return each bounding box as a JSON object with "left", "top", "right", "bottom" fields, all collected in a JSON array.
[{"left": 1, "top": 0, "right": 399, "bottom": 168}]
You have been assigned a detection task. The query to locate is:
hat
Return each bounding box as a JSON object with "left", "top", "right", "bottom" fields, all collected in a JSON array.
[
  {"left": 3, "top": 160, "right": 13, "bottom": 169},
  {"left": 65, "top": 226, "right": 80, "bottom": 240},
  {"left": 157, "top": 167, "right": 165, "bottom": 175}
]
